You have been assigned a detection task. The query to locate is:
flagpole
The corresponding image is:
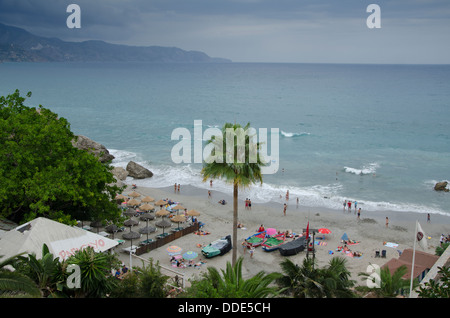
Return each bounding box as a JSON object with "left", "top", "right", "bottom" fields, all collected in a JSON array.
[{"left": 409, "top": 220, "right": 417, "bottom": 297}]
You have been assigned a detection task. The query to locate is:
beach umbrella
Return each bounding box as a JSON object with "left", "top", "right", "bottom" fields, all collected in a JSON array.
[
  {"left": 155, "top": 218, "right": 172, "bottom": 234},
  {"left": 182, "top": 251, "right": 198, "bottom": 260},
  {"left": 139, "top": 203, "right": 155, "bottom": 211},
  {"left": 129, "top": 191, "right": 141, "bottom": 198},
  {"left": 105, "top": 224, "right": 119, "bottom": 238},
  {"left": 123, "top": 208, "right": 137, "bottom": 217},
  {"left": 155, "top": 199, "right": 167, "bottom": 208},
  {"left": 166, "top": 245, "right": 182, "bottom": 255},
  {"left": 172, "top": 204, "right": 185, "bottom": 211},
  {"left": 186, "top": 209, "right": 201, "bottom": 216},
  {"left": 124, "top": 219, "right": 139, "bottom": 227},
  {"left": 141, "top": 196, "right": 155, "bottom": 203},
  {"left": 156, "top": 209, "right": 170, "bottom": 217},
  {"left": 341, "top": 232, "right": 349, "bottom": 241},
  {"left": 318, "top": 228, "right": 332, "bottom": 235},
  {"left": 122, "top": 230, "right": 141, "bottom": 253},
  {"left": 266, "top": 228, "right": 277, "bottom": 236},
  {"left": 139, "top": 225, "right": 156, "bottom": 243},
  {"left": 140, "top": 213, "right": 155, "bottom": 222},
  {"left": 171, "top": 215, "right": 186, "bottom": 230},
  {"left": 127, "top": 199, "right": 140, "bottom": 207},
  {"left": 116, "top": 194, "right": 127, "bottom": 200},
  {"left": 90, "top": 220, "right": 103, "bottom": 233}
]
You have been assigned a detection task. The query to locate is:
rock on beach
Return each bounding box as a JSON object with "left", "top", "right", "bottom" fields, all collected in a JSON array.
[{"left": 126, "top": 161, "right": 153, "bottom": 179}]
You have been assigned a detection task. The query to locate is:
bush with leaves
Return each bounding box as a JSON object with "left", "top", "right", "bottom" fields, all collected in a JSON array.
[{"left": 0, "top": 89, "right": 123, "bottom": 225}]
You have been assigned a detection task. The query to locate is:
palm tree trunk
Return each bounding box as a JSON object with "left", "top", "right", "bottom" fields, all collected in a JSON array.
[{"left": 232, "top": 181, "right": 238, "bottom": 266}]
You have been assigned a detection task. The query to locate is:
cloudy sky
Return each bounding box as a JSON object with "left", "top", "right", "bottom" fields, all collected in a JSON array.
[{"left": 1, "top": 0, "right": 449, "bottom": 63}]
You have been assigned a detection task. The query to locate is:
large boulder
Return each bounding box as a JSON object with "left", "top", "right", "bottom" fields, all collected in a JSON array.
[
  {"left": 72, "top": 135, "right": 115, "bottom": 163},
  {"left": 111, "top": 167, "right": 128, "bottom": 181},
  {"left": 434, "top": 181, "right": 449, "bottom": 192},
  {"left": 126, "top": 161, "right": 153, "bottom": 179}
]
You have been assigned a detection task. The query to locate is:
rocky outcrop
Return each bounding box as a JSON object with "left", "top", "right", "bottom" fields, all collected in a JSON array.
[
  {"left": 72, "top": 135, "right": 115, "bottom": 163},
  {"left": 111, "top": 167, "right": 128, "bottom": 181},
  {"left": 434, "top": 181, "right": 449, "bottom": 192},
  {"left": 126, "top": 161, "right": 153, "bottom": 179}
]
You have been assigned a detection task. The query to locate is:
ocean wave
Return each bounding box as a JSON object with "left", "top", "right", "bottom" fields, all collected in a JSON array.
[
  {"left": 280, "top": 130, "right": 310, "bottom": 138},
  {"left": 344, "top": 162, "right": 379, "bottom": 175},
  {"left": 109, "top": 150, "right": 449, "bottom": 217}
]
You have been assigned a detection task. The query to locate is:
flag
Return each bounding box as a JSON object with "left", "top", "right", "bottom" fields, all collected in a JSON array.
[
  {"left": 306, "top": 221, "right": 309, "bottom": 239},
  {"left": 416, "top": 222, "right": 427, "bottom": 250}
]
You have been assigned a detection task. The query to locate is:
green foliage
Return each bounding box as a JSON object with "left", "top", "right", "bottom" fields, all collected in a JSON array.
[
  {"left": 66, "top": 246, "right": 117, "bottom": 298},
  {"left": 184, "top": 257, "right": 282, "bottom": 298},
  {"left": 0, "top": 89, "right": 122, "bottom": 225},
  {"left": 277, "top": 257, "right": 356, "bottom": 298},
  {"left": 435, "top": 243, "right": 449, "bottom": 256},
  {"left": 0, "top": 253, "right": 41, "bottom": 298},
  {"left": 15, "top": 244, "right": 65, "bottom": 297},
  {"left": 418, "top": 266, "right": 450, "bottom": 298},
  {"left": 358, "top": 264, "right": 417, "bottom": 297},
  {"left": 110, "top": 259, "right": 170, "bottom": 298}
]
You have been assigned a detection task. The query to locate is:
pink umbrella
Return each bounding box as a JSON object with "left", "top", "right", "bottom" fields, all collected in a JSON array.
[{"left": 266, "top": 228, "right": 277, "bottom": 236}]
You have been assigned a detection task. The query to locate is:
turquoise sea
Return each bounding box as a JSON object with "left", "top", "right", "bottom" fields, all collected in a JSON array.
[{"left": 1, "top": 62, "right": 449, "bottom": 217}]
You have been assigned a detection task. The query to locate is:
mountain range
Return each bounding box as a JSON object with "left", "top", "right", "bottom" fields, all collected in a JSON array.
[{"left": 0, "top": 23, "right": 231, "bottom": 63}]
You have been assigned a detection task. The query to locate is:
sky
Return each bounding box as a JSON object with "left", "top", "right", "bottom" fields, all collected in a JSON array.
[{"left": 0, "top": 0, "right": 449, "bottom": 64}]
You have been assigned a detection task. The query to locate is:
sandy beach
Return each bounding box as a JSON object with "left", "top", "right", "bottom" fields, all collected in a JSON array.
[{"left": 114, "top": 183, "right": 450, "bottom": 288}]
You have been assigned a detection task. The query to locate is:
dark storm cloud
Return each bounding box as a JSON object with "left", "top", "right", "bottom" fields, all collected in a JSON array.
[{"left": 0, "top": 0, "right": 449, "bottom": 63}]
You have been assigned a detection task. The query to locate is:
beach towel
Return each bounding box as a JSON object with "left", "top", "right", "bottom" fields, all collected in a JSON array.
[
  {"left": 384, "top": 242, "right": 398, "bottom": 248},
  {"left": 315, "top": 241, "right": 328, "bottom": 246}
]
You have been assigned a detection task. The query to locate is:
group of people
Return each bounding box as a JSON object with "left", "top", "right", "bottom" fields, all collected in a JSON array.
[
  {"left": 245, "top": 198, "right": 252, "bottom": 210},
  {"left": 440, "top": 234, "right": 450, "bottom": 246},
  {"left": 170, "top": 255, "right": 206, "bottom": 268},
  {"left": 343, "top": 200, "right": 358, "bottom": 212},
  {"left": 114, "top": 264, "right": 129, "bottom": 280},
  {"left": 174, "top": 183, "right": 181, "bottom": 192}
]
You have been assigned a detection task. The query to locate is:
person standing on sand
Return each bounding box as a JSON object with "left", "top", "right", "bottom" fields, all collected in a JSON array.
[
  {"left": 347, "top": 200, "right": 351, "bottom": 211},
  {"left": 286, "top": 190, "right": 289, "bottom": 201},
  {"left": 177, "top": 184, "right": 180, "bottom": 192},
  {"left": 283, "top": 203, "right": 287, "bottom": 216},
  {"left": 427, "top": 213, "right": 430, "bottom": 223},
  {"left": 174, "top": 183, "right": 177, "bottom": 192},
  {"left": 385, "top": 217, "right": 389, "bottom": 228},
  {"left": 357, "top": 208, "right": 361, "bottom": 219}
]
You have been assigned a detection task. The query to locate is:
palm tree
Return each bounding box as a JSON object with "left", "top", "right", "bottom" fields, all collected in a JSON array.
[
  {"left": 185, "top": 257, "right": 282, "bottom": 298},
  {"left": 66, "top": 246, "right": 117, "bottom": 298},
  {"left": 16, "top": 244, "right": 65, "bottom": 297},
  {"left": 277, "top": 257, "right": 356, "bottom": 298},
  {"left": 201, "top": 122, "right": 265, "bottom": 265},
  {"left": 0, "top": 254, "right": 41, "bottom": 298},
  {"left": 359, "top": 264, "right": 417, "bottom": 297}
]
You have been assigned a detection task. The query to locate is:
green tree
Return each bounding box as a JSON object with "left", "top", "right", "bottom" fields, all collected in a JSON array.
[
  {"left": 201, "top": 122, "right": 265, "bottom": 265},
  {"left": 184, "top": 257, "right": 282, "bottom": 298},
  {"left": 277, "top": 257, "right": 355, "bottom": 298},
  {"left": 418, "top": 266, "right": 450, "bottom": 298},
  {"left": 0, "top": 253, "right": 41, "bottom": 298},
  {"left": 0, "top": 89, "right": 123, "bottom": 225},
  {"left": 358, "top": 264, "right": 417, "bottom": 297}
]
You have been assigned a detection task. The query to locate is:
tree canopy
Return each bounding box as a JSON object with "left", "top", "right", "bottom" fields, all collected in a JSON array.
[{"left": 0, "top": 89, "right": 122, "bottom": 225}]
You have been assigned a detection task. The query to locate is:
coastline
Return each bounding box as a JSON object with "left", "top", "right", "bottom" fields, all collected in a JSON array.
[{"left": 116, "top": 182, "right": 450, "bottom": 287}]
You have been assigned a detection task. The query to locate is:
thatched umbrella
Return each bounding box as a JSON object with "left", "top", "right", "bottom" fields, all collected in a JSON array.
[
  {"left": 140, "top": 213, "right": 155, "bottom": 222},
  {"left": 124, "top": 219, "right": 139, "bottom": 227},
  {"left": 186, "top": 209, "right": 201, "bottom": 216},
  {"left": 123, "top": 208, "right": 137, "bottom": 218},
  {"left": 90, "top": 220, "right": 103, "bottom": 233},
  {"left": 129, "top": 191, "right": 141, "bottom": 198},
  {"left": 139, "top": 203, "right": 155, "bottom": 212},
  {"left": 171, "top": 215, "right": 186, "bottom": 230},
  {"left": 141, "top": 196, "right": 155, "bottom": 203},
  {"left": 156, "top": 209, "right": 170, "bottom": 217},
  {"left": 155, "top": 218, "right": 172, "bottom": 234},
  {"left": 127, "top": 199, "right": 140, "bottom": 207},
  {"left": 155, "top": 200, "right": 166, "bottom": 209},
  {"left": 105, "top": 224, "right": 119, "bottom": 238},
  {"left": 139, "top": 225, "right": 156, "bottom": 243},
  {"left": 122, "top": 230, "right": 141, "bottom": 253}
]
